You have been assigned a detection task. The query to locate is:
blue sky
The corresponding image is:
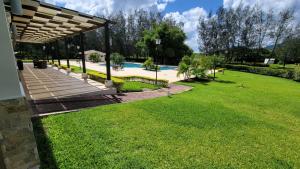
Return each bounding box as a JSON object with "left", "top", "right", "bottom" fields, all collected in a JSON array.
[
  {"left": 45, "top": 0, "right": 300, "bottom": 52},
  {"left": 164, "top": 0, "right": 223, "bottom": 14}
]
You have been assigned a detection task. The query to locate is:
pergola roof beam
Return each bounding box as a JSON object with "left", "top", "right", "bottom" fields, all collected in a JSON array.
[{"left": 5, "top": 0, "right": 110, "bottom": 43}]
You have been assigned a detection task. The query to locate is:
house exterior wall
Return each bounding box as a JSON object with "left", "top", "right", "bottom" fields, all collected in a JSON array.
[
  {"left": 0, "top": 1, "right": 40, "bottom": 169},
  {"left": 0, "top": 98, "right": 40, "bottom": 169},
  {"left": 0, "top": 0, "right": 23, "bottom": 101}
]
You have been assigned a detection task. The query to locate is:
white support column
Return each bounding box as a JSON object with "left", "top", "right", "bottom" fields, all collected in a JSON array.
[{"left": 0, "top": 0, "right": 23, "bottom": 101}]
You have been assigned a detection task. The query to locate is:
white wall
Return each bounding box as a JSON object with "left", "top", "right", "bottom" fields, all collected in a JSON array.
[{"left": 0, "top": 0, "right": 23, "bottom": 100}]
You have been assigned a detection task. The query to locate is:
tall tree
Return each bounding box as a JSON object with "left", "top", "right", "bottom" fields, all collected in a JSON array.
[
  {"left": 139, "top": 21, "right": 192, "bottom": 65},
  {"left": 270, "top": 9, "right": 294, "bottom": 57},
  {"left": 276, "top": 27, "right": 300, "bottom": 66},
  {"left": 197, "top": 4, "right": 296, "bottom": 64}
]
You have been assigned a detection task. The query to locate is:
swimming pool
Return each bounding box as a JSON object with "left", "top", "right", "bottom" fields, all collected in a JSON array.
[{"left": 101, "top": 62, "right": 177, "bottom": 70}]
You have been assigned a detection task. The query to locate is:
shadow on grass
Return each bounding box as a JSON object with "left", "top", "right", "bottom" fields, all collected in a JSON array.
[
  {"left": 177, "top": 78, "right": 210, "bottom": 86},
  {"left": 32, "top": 118, "right": 58, "bottom": 169},
  {"left": 178, "top": 77, "right": 235, "bottom": 86},
  {"left": 214, "top": 79, "right": 236, "bottom": 84}
]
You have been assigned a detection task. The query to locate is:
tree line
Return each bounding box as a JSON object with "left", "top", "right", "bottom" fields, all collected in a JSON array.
[
  {"left": 84, "top": 9, "right": 191, "bottom": 65},
  {"left": 85, "top": 9, "right": 162, "bottom": 60},
  {"left": 197, "top": 4, "right": 299, "bottom": 64}
]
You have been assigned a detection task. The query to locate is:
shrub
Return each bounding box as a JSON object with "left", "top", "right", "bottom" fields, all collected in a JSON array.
[
  {"left": 142, "top": 57, "right": 153, "bottom": 70},
  {"left": 177, "top": 56, "right": 192, "bottom": 80},
  {"left": 177, "top": 55, "right": 210, "bottom": 80},
  {"left": 142, "top": 57, "right": 160, "bottom": 71},
  {"left": 294, "top": 66, "right": 300, "bottom": 81},
  {"left": 60, "top": 65, "right": 75, "bottom": 72},
  {"left": 111, "top": 53, "right": 125, "bottom": 70},
  {"left": 200, "top": 55, "right": 225, "bottom": 80},
  {"left": 89, "top": 53, "right": 101, "bottom": 63},
  {"left": 239, "top": 62, "right": 269, "bottom": 67},
  {"left": 88, "top": 72, "right": 124, "bottom": 92}
]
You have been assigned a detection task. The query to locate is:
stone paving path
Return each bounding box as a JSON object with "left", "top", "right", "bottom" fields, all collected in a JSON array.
[
  {"left": 22, "top": 64, "right": 116, "bottom": 114},
  {"left": 108, "top": 84, "right": 192, "bottom": 103},
  {"left": 33, "top": 83, "right": 192, "bottom": 117}
]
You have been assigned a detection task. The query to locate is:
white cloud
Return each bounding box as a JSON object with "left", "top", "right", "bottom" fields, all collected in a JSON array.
[
  {"left": 43, "top": 0, "right": 299, "bottom": 52},
  {"left": 224, "top": 0, "right": 300, "bottom": 22},
  {"left": 164, "top": 7, "right": 208, "bottom": 52},
  {"left": 157, "top": 0, "right": 175, "bottom": 11},
  {"left": 44, "top": 0, "right": 175, "bottom": 16}
]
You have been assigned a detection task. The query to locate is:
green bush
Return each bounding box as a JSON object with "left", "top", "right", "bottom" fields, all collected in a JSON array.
[
  {"left": 225, "top": 64, "right": 295, "bottom": 79},
  {"left": 177, "top": 55, "right": 211, "bottom": 80},
  {"left": 142, "top": 57, "right": 153, "bottom": 70},
  {"left": 89, "top": 53, "right": 101, "bottom": 63},
  {"left": 142, "top": 57, "right": 160, "bottom": 71},
  {"left": 111, "top": 53, "right": 125, "bottom": 70},
  {"left": 235, "top": 62, "right": 269, "bottom": 67},
  {"left": 294, "top": 66, "right": 300, "bottom": 81},
  {"left": 88, "top": 72, "right": 124, "bottom": 92}
]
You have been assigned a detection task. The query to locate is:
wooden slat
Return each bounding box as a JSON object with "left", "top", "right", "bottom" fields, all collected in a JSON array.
[{"left": 6, "top": 0, "right": 108, "bottom": 43}]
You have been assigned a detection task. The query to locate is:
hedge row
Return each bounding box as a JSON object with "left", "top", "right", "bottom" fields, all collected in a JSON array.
[
  {"left": 225, "top": 64, "right": 300, "bottom": 81},
  {"left": 229, "top": 62, "right": 269, "bottom": 67},
  {"left": 294, "top": 66, "right": 300, "bottom": 82},
  {"left": 87, "top": 72, "right": 125, "bottom": 91},
  {"left": 50, "top": 63, "right": 124, "bottom": 91},
  {"left": 21, "top": 59, "right": 33, "bottom": 63},
  {"left": 59, "top": 65, "right": 76, "bottom": 72},
  {"left": 117, "top": 75, "right": 169, "bottom": 87}
]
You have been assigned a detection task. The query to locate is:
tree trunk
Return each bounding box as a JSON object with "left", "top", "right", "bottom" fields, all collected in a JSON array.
[
  {"left": 271, "top": 35, "right": 280, "bottom": 58},
  {"left": 213, "top": 68, "right": 216, "bottom": 80}
]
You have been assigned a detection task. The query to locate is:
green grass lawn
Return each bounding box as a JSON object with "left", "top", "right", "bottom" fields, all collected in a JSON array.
[
  {"left": 269, "top": 64, "right": 298, "bottom": 70},
  {"left": 121, "top": 81, "right": 161, "bottom": 92},
  {"left": 33, "top": 70, "right": 300, "bottom": 169}
]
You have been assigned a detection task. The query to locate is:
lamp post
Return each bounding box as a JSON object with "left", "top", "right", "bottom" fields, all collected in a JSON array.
[
  {"left": 66, "top": 39, "right": 70, "bottom": 69},
  {"left": 51, "top": 46, "right": 55, "bottom": 64},
  {"left": 76, "top": 45, "right": 82, "bottom": 69},
  {"left": 155, "top": 38, "right": 161, "bottom": 85}
]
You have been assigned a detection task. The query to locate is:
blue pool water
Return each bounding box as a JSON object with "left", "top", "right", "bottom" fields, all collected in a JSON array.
[{"left": 101, "top": 62, "right": 177, "bottom": 70}]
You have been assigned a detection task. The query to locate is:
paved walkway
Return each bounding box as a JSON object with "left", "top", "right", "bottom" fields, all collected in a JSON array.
[
  {"left": 107, "top": 84, "right": 192, "bottom": 103},
  {"left": 52, "top": 66, "right": 116, "bottom": 94},
  {"left": 33, "top": 83, "right": 192, "bottom": 117},
  {"left": 22, "top": 64, "right": 116, "bottom": 114}
]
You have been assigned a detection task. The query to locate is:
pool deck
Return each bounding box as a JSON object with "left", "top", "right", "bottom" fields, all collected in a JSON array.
[
  {"left": 61, "top": 60, "right": 185, "bottom": 82},
  {"left": 21, "top": 64, "right": 116, "bottom": 114}
]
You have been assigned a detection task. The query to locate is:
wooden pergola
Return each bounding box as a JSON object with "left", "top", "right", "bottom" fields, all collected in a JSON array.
[{"left": 4, "top": 0, "right": 112, "bottom": 80}]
